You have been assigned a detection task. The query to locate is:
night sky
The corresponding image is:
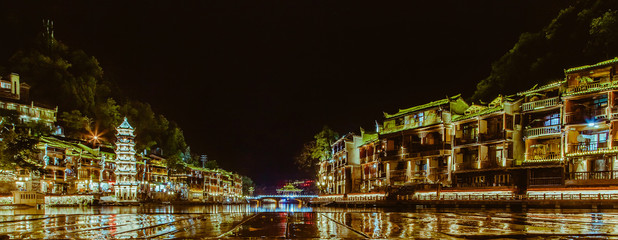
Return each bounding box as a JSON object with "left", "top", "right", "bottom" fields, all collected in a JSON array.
[{"left": 0, "top": 1, "right": 571, "bottom": 186}]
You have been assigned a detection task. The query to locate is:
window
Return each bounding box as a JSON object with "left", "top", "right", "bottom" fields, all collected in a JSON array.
[
  {"left": 462, "top": 124, "right": 478, "bottom": 140},
  {"left": 594, "top": 95, "right": 608, "bottom": 109},
  {"left": 544, "top": 113, "right": 560, "bottom": 126},
  {"left": 0, "top": 82, "right": 10, "bottom": 89}
]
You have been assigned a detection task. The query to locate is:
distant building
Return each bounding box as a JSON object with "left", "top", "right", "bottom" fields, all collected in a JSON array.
[
  {"left": 358, "top": 129, "right": 384, "bottom": 193},
  {"left": 0, "top": 73, "right": 56, "bottom": 127},
  {"left": 319, "top": 133, "right": 362, "bottom": 194}
]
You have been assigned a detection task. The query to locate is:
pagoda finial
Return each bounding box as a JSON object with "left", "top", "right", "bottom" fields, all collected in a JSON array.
[{"left": 118, "top": 116, "right": 134, "bottom": 129}]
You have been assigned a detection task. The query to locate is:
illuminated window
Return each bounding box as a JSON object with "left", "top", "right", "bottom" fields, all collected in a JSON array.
[
  {"left": 0, "top": 82, "right": 10, "bottom": 89},
  {"left": 544, "top": 113, "right": 560, "bottom": 126}
]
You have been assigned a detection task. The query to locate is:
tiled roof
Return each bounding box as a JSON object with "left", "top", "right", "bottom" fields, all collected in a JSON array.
[{"left": 565, "top": 57, "right": 618, "bottom": 74}]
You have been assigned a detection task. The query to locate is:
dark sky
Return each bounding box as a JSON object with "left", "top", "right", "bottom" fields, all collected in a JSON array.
[{"left": 0, "top": 1, "right": 571, "bottom": 186}]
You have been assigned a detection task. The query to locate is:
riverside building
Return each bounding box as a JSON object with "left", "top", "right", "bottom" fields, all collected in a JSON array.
[
  {"left": 379, "top": 95, "right": 468, "bottom": 187},
  {"left": 318, "top": 58, "right": 618, "bottom": 200}
]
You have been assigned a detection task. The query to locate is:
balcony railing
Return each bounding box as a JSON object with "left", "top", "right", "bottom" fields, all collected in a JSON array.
[
  {"left": 530, "top": 177, "right": 563, "bottom": 186},
  {"left": 525, "top": 125, "right": 561, "bottom": 138},
  {"left": 568, "top": 142, "right": 608, "bottom": 154},
  {"left": 525, "top": 152, "right": 560, "bottom": 162},
  {"left": 568, "top": 170, "right": 618, "bottom": 180},
  {"left": 455, "top": 162, "right": 475, "bottom": 171},
  {"left": 565, "top": 80, "right": 618, "bottom": 95},
  {"left": 565, "top": 108, "right": 607, "bottom": 124},
  {"left": 522, "top": 97, "right": 559, "bottom": 112},
  {"left": 455, "top": 136, "right": 478, "bottom": 146},
  {"left": 479, "top": 131, "right": 505, "bottom": 142},
  {"left": 389, "top": 170, "right": 407, "bottom": 182}
]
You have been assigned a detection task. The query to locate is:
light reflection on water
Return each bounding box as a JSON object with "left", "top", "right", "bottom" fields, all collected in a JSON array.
[{"left": 1, "top": 204, "right": 618, "bottom": 239}]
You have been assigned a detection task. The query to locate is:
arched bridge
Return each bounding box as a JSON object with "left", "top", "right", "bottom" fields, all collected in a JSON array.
[{"left": 246, "top": 194, "right": 318, "bottom": 205}]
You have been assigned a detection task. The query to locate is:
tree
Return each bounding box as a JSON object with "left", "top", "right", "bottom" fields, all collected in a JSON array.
[
  {"left": 311, "top": 126, "right": 339, "bottom": 162},
  {"left": 241, "top": 175, "right": 255, "bottom": 196},
  {"left": 9, "top": 34, "right": 104, "bottom": 114},
  {"left": 472, "top": 0, "right": 618, "bottom": 101},
  {"left": 204, "top": 160, "right": 219, "bottom": 169},
  {"left": 588, "top": 10, "right": 618, "bottom": 58},
  {"left": 294, "top": 140, "right": 317, "bottom": 174},
  {"left": 6, "top": 22, "right": 191, "bottom": 172},
  {"left": 294, "top": 126, "right": 339, "bottom": 177},
  {"left": 59, "top": 110, "right": 91, "bottom": 139},
  {"left": 93, "top": 98, "right": 122, "bottom": 139},
  {"left": 0, "top": 127, "right": 42, "bottom": 173}
]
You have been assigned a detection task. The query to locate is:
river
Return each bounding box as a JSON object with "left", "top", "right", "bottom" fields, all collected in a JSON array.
[{"left": 0, "top": 203, "right": 617, "bottom": 239}]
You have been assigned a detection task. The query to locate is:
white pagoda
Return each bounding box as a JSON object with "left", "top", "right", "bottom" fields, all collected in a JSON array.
[{"left": 114, "top": 117, "right": 138, "bottom": 202}]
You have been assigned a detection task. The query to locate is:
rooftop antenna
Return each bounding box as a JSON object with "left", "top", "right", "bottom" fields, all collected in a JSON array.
[
  {"left": 200, "top": 154, "right": 208, "bottom": 168},
  {"left": 43, "top": 19, "right": 55, "bottom": 51}
]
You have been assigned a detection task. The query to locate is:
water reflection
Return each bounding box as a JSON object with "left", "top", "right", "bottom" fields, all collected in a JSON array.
[
  {"left": 1, "top": 205, "right": 618, "bottom": 239},
  {"left": 248, "top": 202, "right": 312, "bottom": 212}
]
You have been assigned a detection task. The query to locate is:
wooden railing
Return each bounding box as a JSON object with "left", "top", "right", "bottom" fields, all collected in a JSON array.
[
  {"left": 399, "top": 193, "right": 618, "bottom": 201},
  {"left": 525, "top": 152, "right": 560, "bottom": 162},
  {"left": 565, "top": 108, "right": 607, "bottom": 124},
  {"left": 525, "top": 125, "right": 561, "bottom": 137},
  {"left": 455, "top": 136, "right": 478, "bottom": 146},
  {"left": 569, "top": 170, "right": 618, "bottom": 180},
  {"left": 479, "top": 131, "right": 505, "bottom": 142},
  {"left": 529, "top": 177, "right": 562, "bottom": 186},
  {"left": 565, "top": 80, "right": 618, "bottom": 95},
  {"left": 522, "top": 97, "right": 559, "bottom": 111},
  {"left": 568, "top": 142, "right": 608, "bottom": 153},
  {"left": 455, "top": 162, "right": 475, "bottom": 171}
]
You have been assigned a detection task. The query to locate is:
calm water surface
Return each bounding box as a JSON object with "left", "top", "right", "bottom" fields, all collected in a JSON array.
[{"left": 0, "top": 203, "right": 617, "bottom": 239}]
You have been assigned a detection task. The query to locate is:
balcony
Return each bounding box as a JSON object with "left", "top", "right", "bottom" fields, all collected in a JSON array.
[
  {"left": 567, "top": 142, "right": 613, "bottom": 156},
  {"left": 455, "top": 136, "right": 478, "bottom": 146},
  {"left": 522, "top": 97, "right": 559, "bottom": 112},
  {"left": 389, "top": 170, "right": 407, "bottom": 182},
  {"left": 565, "top": 108, "right": 607, "bottom": 124},
  {"left": 529, "top": 177, "right": 563, "bottom": 186},
  {"left": 525, "top": 152, "right": 561, "bottom": 162},
  {"left": 455, "top": 162, "right": 476, "bottom": 171},
  {"left": 418, "top": 144, "right": 446, "bottom": 156},
  {"left": 525, "top": 125, "right": 561, "bottom": 138},
  {"left": 568, "top": 170, "right": 618, "bottom": 180},
  {"left": 565, "top": 80, "right": 618, "bottom": 96},
  {"left": 479, "top": 131, "right": 505, "bottom": 142}
]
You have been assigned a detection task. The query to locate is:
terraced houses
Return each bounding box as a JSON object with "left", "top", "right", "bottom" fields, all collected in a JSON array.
[{"left": 317, "top": 57, "right": 618, "bottom": 197}]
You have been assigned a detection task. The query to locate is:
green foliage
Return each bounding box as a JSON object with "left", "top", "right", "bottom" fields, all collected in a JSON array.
[
  {"left": 164, "top": 153, "right": 183, "bottom": 173},
  {"left": 9, "top": 37, "right": 103, "bottom": 114},
  {"left": 295, "top": 126, "right": 339, "bottom": 177},
  {"left": 119, "top": 101, "right": 187, "bottom": 159},
  {"left": 472, "top": 0, "right": 618, "bottom": 101},
  {"left": 311, "top": 126, "right": 339, "bottom": 162},
  {"left": 588, "top": 10, "right": 618, "bottom": 57},
  {"left": 0, "top": 127, "right": 42, "bottom": 172},
  {"left": 294, "top": 140, "right": 317, "bottom": 173},
  {"left": 7, "top": 28, "right": 189, "bottom": 163},
  {"left": 59, "top": 110, "right": 91, "bottom": 139},
  {"left": 0, "top": 109, "right": 20, "bottom": 125},
  {"left": 204, "top": 160, "right": 219, "bottom": 169},
  {"left": 93, "top": 98, "right": 122, "bottom": 139},
  {"left": 241, "top": 175, "right": 255, "bottom": 196}
]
